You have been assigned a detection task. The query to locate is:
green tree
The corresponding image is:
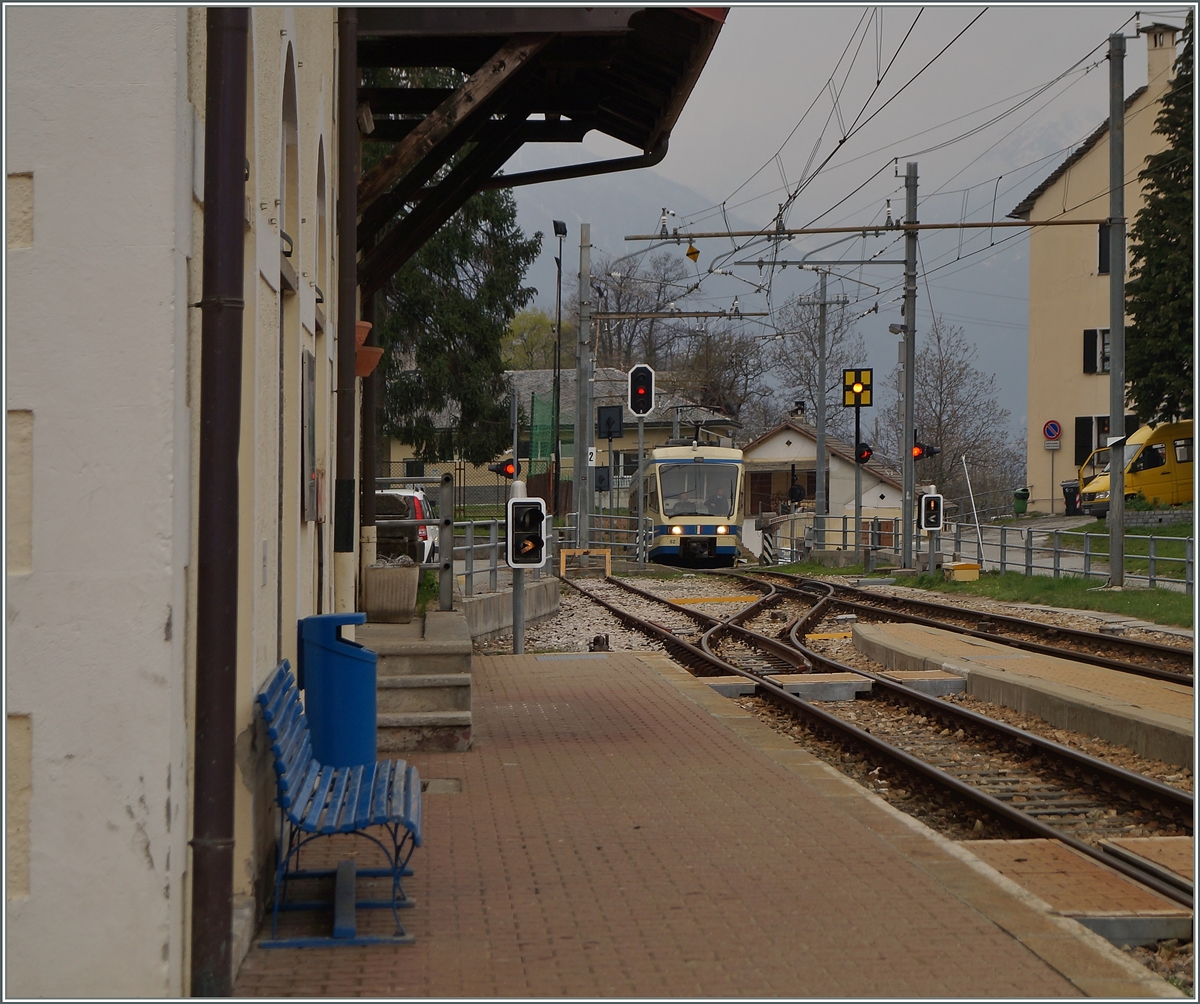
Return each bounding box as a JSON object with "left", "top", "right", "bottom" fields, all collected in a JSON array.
[
  {"left": 376, "top": 187, "right": 542, "bottom": 464},
  {"left": 502, "top": 309, "right": 561, "bottom": 370},
  {"left": 1126, "top": 13, "right": 1193, "bottom": 423}
]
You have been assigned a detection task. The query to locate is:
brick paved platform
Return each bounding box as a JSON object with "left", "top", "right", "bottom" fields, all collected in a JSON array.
[{"left": 235, "top": 651, "right": 1180, "bottom": 997}]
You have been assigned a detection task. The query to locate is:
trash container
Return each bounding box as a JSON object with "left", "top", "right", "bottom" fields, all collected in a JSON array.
[
  {"left": 1060, "top": 480, "right": 1080, "bottom": 516},
  {"left": 1013, "top": 487, "right": 1031, "bottom": 516},
  {"left": 297, "top": 612, "right": 377, "bottom": 767}
]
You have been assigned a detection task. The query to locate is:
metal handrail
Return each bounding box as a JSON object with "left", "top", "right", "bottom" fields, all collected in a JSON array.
[{"left": 374, "top": 473, "right": 455, "bottom": 610}]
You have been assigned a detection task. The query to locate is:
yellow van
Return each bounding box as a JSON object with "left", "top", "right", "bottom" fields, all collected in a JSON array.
[{"left": 1078, "top": 419, "right": 1194, "bottom": 517}]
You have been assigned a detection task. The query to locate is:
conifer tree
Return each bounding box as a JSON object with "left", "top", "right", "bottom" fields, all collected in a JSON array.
[
  {"left": 376, "top": 187, "right": 542, "bottom": 465},
  {"left": 1126, "top": 14, "right": 1193, "bottom": 423}
]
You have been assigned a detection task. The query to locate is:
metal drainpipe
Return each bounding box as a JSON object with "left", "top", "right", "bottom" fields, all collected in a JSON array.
[
  {"left": 360, "top": 293, "right": 377, "bottom": 531},
  {"left": 191, "top": 8, "right": 248, "bottom": 996},
  {"left": 334, "top": 7, "right": 358, "bottom": 555}
]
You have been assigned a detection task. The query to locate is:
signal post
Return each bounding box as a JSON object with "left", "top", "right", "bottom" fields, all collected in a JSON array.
[
  {"left": 842, "top": 368, "right": 873, "bottom": 566},
  {"left": 628, "top": 365, "right": 655, "bottom": 566}
]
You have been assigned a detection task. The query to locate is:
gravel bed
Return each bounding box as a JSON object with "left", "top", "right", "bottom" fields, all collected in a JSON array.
[
  {"left": 941, "top": 692, "right": 1193, "bottom": 794},
  {"left": 798, "top": 613, "right": 1193, "bottom": 794},
  {"left": 1122, "top": 940, "right": 1193, "bottom": 994}
]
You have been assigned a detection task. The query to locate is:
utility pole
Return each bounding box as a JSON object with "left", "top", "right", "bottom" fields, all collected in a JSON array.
[
  {"left": 794, "top": 269, "right": 847, "bottom": 549},
  {"left": 1108, "top": 34, "right": 1126, "bottom": 585},
  {"left": 552, "top": 221, "right": 566, "bottom": 516},
  {"left": 573, "top": 224, "right": 592, "bottom": 549},
  {"left": 901, "top": 162, "right": 919, "bottom": 569},
  {"left": 816, "top": 270, "right": 828, "bottom": 543}
]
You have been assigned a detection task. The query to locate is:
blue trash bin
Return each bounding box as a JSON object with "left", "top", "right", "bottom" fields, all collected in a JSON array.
[{"left": 297, "top": 613, "right": 377, "bottom": 767}]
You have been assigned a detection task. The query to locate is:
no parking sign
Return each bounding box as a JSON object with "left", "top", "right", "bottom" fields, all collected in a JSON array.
[{"left": 1043, "top": 420, "right": 1061, "bottom": 451}]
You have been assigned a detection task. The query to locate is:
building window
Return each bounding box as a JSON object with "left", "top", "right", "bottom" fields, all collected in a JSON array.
[
  {"left": 1074, "top": 416, "right": 1093, "bottom": 466},
  {"left": 1083, "top": 329, "right": 1111, "bottom": 374},
  {"left": 1098, "top": 223, "right": 1111, "bottom": 274}
]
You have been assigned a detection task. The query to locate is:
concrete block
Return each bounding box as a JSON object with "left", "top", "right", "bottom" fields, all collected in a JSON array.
[
  {"left": 884, "top": 670, "right": 966, "bottom": 696},
  {"left": 771, "top": 672, "right": 874, "bottom": 701},
  {"left": 462, "top": 578, "right": 560, "bottom": 639},
  {"left": 705, "top": 676, "right": 757, "bottom": 697}
]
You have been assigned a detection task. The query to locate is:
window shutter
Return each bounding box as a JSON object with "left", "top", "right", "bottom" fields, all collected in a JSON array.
[
  {"left": 1074, "top": 416, "right": 1094, "bottom": 465},
  {"left": 1082, "top": 330, "right": 1097, "bottom": 374},
  {"left": 1124, "top": 414, "right": 1141, "bottom": 438},
  {"left": 1098, "top": 224, "right": 1111, "bottom": 275}
]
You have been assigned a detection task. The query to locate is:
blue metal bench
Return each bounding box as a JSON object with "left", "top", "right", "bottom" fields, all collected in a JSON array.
[{"left": 256, "top": 660, "right": 422, "bottom": 947}]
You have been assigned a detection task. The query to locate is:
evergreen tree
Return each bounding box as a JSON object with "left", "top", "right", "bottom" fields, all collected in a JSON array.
[
  {"left": 1126, "top": 14, "right": 1193, "bottom": 423},
  {"left": 376, "top": 187, "right": 542, "bottom": 464}
]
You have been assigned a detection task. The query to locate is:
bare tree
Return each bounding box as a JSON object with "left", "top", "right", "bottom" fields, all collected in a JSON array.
[
  {"left": 871, "top": 317, "right": 1025, "bottom": 504},
  {"left": 663, "top": 322, "right": 773, "bottom": 422},
  {"left": 589, "top": 251, "right": 697, "bottom": 369},
  {"left": 770, "top": 292, "right": 867, "bottom": 443}
]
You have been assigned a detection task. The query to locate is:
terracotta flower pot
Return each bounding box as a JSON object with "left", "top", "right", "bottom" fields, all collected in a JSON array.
[
  {"left": 355, "top": 345, "right": 384, "bottom": 378},
  {"left": 355, "top": 320, "right": 373, "bottom": 347}
]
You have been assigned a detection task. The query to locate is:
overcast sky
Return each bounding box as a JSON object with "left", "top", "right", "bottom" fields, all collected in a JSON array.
[{"left": 508, "top": 4, "right": 1188, "bottom": 437}]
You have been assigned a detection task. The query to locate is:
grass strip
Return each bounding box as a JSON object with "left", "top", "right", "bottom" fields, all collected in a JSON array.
[{"left": 907, "top": 570, "right": 1193, "bottom": 628}]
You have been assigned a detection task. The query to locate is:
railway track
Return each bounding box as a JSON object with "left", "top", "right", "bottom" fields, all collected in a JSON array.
[
  {"left": 563, "top": 574, "right": 1194, "bottom": 909},
  {"left": 742, "top": 570, "right": 1194, "bottom": 685}
]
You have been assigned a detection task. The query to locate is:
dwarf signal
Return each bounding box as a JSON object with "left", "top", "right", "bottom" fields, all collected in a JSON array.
[
  {"left": 506, "top": 498, "right": 547, "bottom": 568},
  {"left": 918, "top": 493, "right": 944, "bottom": 531}
]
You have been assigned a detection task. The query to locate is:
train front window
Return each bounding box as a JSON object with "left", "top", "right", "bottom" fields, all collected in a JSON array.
[{"left": 658, "top": 464, "right": 738, "bottom": 518}]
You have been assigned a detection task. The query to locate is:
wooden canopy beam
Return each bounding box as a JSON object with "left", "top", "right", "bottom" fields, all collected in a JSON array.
[
  {"left": 359, "top": 114, "right": 528, "bottom": 299},
  {"left": 357, "top": 33, "right": 552, "bottom": 211}
]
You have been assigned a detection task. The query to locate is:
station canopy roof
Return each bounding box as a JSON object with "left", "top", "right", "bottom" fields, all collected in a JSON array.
[{"left": 355, "top": 7, "right": 726, "bottom": 297}]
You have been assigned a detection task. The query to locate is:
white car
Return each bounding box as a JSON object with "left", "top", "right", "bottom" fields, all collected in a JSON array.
[{"left": 376, "top": 488, "right": 438, "bottom": 564}]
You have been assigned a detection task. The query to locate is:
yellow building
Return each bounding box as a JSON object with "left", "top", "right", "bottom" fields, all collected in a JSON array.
[{"left": 1010, "top": 25, "right": 1179, "bottom": 512}]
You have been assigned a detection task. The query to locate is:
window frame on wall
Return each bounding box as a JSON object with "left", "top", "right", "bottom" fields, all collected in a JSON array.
[{"left": 1082, "top": 328, "right": 1112, "bottom": 374}]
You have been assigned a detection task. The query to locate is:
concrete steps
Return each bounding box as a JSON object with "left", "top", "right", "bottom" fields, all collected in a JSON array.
[{"left": 357, "top": 611, "right": 473, "bottom": 752}]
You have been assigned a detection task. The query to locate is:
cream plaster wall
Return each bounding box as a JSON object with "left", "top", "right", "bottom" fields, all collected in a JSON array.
[
  {"left": 1024, "top": 32, "right": 1176, "bottom": 511},
  {"left": 6, "top": 7, "right": 345, "bottom": 994},
  {"left": 5, "top": 7, "right": 190, "bottom": 995}
]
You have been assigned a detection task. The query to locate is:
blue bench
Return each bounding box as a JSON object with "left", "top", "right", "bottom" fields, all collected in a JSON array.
[{"left": 257, "top": 660, "right": 422, "bottom": 947}]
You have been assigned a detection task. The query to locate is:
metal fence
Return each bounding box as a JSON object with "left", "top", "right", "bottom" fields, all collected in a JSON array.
[
  {"left": 760, "top": 511, "right": 1194, "bottom": 594},
  {"left": 947, "top": 522, "right": 1194, "bottom": 594},
  {"left": 559, "top": 512, "right": 654, "bottom": 565}
]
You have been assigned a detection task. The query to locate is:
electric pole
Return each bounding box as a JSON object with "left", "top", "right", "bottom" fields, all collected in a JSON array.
[
  {"left": 1108, "top": 34, "right": 1126, "bottom": 585},
  {"left": 573, "top": 224, "right": 592, "bottom": 549},
  {"left": 901, "top": 162, "right": 919, "bottom": 570}
]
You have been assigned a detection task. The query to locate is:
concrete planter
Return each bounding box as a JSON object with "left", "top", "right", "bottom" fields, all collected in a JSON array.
[{"left": 363, "top": 561, "right": 420, "bottom": 623}]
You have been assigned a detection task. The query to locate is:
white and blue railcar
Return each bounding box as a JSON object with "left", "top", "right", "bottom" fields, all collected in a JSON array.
[{"left": 641, "top": 443, "right": 744, "bottom": 568}]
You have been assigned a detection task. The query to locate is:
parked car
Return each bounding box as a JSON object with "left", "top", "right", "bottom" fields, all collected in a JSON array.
[
  {"left": 1078, "top": 419, "right": 1194, "bottom": 517},
  {"left": 376, "top": 489, "right": 438, "bottom": 564}
]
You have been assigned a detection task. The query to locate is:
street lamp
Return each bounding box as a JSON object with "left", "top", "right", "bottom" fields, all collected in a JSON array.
[{"left": 552, "top": 220, "right": 567, "bottom": 515}]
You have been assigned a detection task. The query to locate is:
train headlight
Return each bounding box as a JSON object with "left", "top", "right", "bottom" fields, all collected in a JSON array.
[
  {"left": 716, "top": 525, "right": 728, "bottom": 534},
  {"left": 670, "top": 525, "right": 683, "bottom": 535}
]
